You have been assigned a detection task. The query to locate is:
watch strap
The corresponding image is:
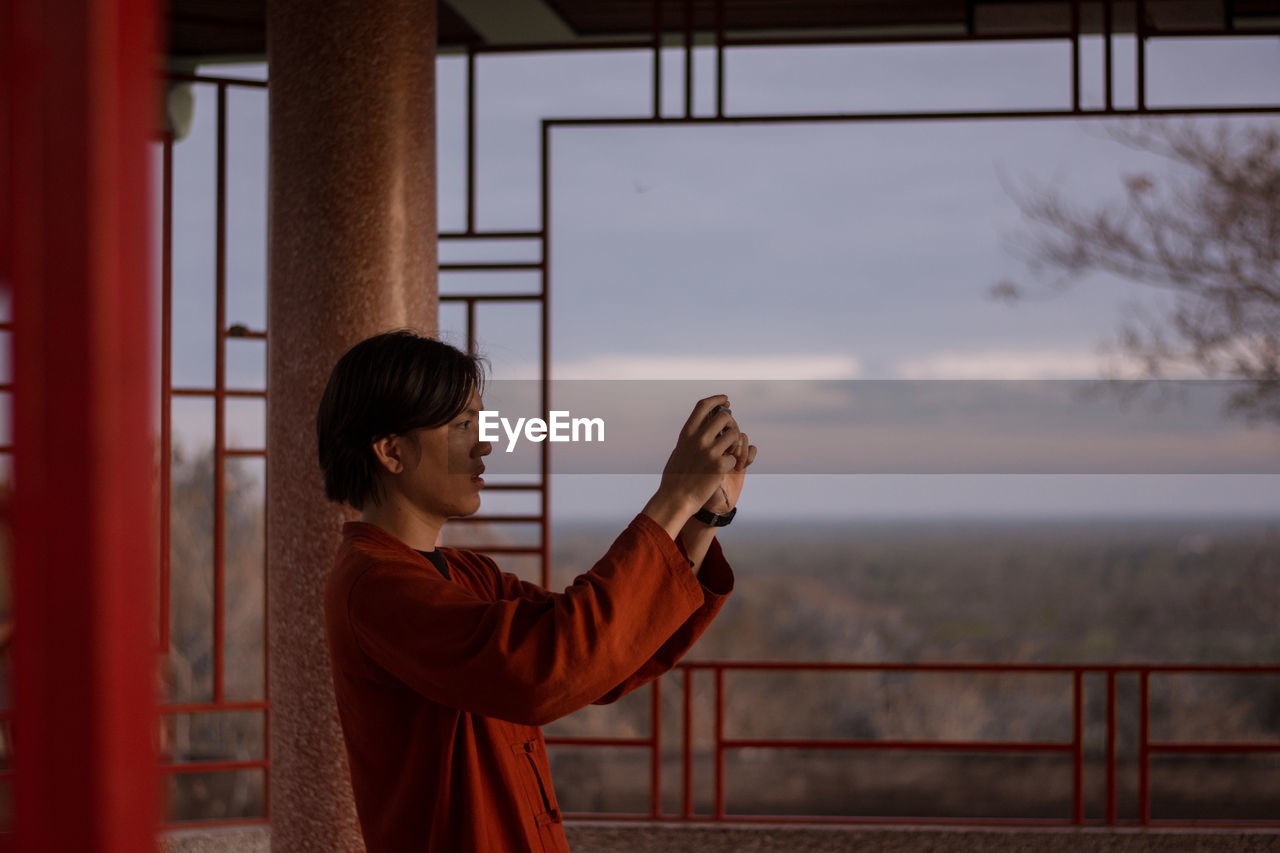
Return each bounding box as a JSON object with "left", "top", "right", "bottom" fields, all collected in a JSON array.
[{"left": 693, "top": 504, "right": 736, "bottom": 527}]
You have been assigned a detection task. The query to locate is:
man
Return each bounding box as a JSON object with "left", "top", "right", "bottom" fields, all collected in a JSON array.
[{"left": 317, "top": 330, "right": 755, "bottom": 852}]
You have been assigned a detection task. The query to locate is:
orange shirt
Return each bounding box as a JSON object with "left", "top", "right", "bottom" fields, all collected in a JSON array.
[{"left": 325, "top": 514, "right": 734, "bottom": 852}]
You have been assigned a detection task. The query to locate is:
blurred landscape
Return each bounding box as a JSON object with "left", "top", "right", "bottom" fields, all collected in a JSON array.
[
  {"left": 6, "top": 456, "right": 1277, "bottom": 823},
  {"left": 543, "top": 514, "right": 1280, "bottom": 822}
]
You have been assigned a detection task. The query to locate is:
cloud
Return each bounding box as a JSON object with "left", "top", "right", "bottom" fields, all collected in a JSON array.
[
  {"left": 504, "top": 353, "right": 863, "bottom": 380},
  {"left": 885, "top": 345, "right": 1192, "bottom": 379}
]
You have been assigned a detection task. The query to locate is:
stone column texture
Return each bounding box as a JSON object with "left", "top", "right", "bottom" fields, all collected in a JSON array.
[{"left": 266, "top": 0, "right": 437, "bottom": 849}]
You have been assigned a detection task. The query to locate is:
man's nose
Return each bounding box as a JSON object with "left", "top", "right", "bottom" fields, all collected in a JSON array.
[{"left": 475, "top": 440, "right": 492, "bottom": 458}]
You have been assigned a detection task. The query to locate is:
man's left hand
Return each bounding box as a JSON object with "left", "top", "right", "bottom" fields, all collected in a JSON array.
[{"left": 704, "top": 432, "right": 756, "bottom": 513}]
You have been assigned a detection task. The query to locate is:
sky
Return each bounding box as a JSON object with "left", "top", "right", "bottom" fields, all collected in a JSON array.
[{"left": 145, "top": 33, "right": 1280, "bottom": 520}]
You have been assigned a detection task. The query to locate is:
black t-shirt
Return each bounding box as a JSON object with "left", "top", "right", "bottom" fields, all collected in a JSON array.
[{"left": 415, "top": 548, "right": 451, "bottom": 581}]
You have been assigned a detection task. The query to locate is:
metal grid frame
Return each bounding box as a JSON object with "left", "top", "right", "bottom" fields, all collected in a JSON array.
[
  {"left": 156, "top": 72, "right": 271, "bottom": 828},
  {"left": 458, "top": 0, "right": 1280, "bottom": 829},
  {"left": 137, "top": 0, "right": 1280, "bottom": 828}
]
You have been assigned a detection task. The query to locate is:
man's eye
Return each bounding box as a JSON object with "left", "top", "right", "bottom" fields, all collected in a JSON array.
[{"left": 458, "top": 420, "right": 472, "bottom": 429}]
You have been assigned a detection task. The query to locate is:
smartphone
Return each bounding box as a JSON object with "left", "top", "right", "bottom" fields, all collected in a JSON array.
[{"left": 710, "top": 404, "right": 731, "bottom": 437}]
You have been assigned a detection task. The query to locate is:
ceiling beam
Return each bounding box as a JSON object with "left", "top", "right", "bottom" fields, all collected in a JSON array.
[{"left": 444, "top": 0, "right": 574, "bottom": 44}]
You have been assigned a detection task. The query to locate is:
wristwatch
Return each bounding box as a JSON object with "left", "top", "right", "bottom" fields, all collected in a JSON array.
[{"left": 693, "top": 505, "right": 736, "bottom": 527}]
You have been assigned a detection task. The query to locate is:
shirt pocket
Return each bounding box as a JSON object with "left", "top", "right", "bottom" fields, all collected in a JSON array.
[{"left": 509, "top": 738, "right": 562, "bottom": 828}]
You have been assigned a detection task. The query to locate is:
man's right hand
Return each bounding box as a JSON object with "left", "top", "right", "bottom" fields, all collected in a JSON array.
[{"left": 642, "top": 395, "right": 742, "bottom": 541}]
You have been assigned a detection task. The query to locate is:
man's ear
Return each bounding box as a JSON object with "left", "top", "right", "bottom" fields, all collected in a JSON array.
[{"left": 370, "top": 435, "right": 405, "bottom": 475}]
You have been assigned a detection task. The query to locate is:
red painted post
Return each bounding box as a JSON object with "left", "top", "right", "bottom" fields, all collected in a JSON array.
[
  {"left": 1138, "top": 670, "right": 1150, "bottom": 825},
  {"left": 714, "top": 0, "right": 725, "bottom": 117},
  {"left": 0, "top": 18, "right": 9, "bottom": 292},
  {"left": 466, "top": 47, "right": 477, "bottom": 236},
  {"left": 1103, "top": 0, "right": 1114, "bottom": 112},
  {"left": 682, "top": 667, "right": 694, "bottom": 819},
  {"left": 683, "top": 0, "right": 694, "bottom": 119},
  {"left": 213, "top": 83, "right": 228, "bottom": 706},
  {"left": 159, "top": 133, "right": 173, "bottom": 655},
  {"left": 713, "top": 666, "right": 725, "bottom": 819},
  {"left": 1072, "top": 669, "right": 1083, "bottom": 825},
  {"left": 1070, "top": 0, "right": 1081, "bottom": 112},
  {"left": 649, "top": 678, "right": 662, "bottom": 818},
  {"left": 466, "top": 299, "right": 477, "bottom": 356},
  {"left": 1106, "top": 670, "right": 1117, "bottom": 825},
  {"left": 7, "top": 0, "right": 159, "bottom": 849},
  {"left": 539, "top": 119, "right": 552, "bottom": 592},
  {"left": 1135, "top": 0, "right": 1146, "bottom": 111},
  {"left": 651, "top": 0, "right": 663, "bottom": 119}
]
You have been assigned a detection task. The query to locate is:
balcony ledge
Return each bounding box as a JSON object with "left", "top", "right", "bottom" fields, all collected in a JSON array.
[{"left": 159, "top": 821, "right": 1280, "bottom": 853}]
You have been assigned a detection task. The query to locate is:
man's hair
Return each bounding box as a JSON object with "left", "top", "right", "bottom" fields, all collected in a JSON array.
[{"left": 317, "top": 330, "right": 486, "bottom": 510}]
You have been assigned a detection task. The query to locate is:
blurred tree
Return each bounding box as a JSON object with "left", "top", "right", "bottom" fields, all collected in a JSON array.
[
  {"left": 163, "top": 447, "right": 266, "bottom": 820},
  {"left": 993, "top": 120, "right": 1280, "bottom": 424}
]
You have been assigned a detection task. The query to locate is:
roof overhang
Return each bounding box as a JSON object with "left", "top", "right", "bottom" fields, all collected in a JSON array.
[{"left": 167, "top": 0, "right": 1280, "bottom": 66}]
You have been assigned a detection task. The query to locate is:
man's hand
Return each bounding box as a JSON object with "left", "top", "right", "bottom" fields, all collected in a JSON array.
[
  {"left": 642, "top": 395, "right": 742, "bottom": 538},
  {"left": 678, "top": 412, "right": 756, "bottom": 574},
  {"left": 703, "top": 431, "right": 756, "bottom": 514}
]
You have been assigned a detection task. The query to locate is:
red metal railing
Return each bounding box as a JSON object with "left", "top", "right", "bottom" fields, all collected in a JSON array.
[{"left": 546, "top": 661, "right": 1280, "bottom": 828}]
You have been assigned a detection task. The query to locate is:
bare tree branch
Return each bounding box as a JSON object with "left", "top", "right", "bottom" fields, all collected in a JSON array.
[{"left": 998, "top": 119, "right": 1280, "bottom": 424}]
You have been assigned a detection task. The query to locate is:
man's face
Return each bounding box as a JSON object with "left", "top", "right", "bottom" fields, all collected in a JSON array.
[{"left": 397, "top": 390, "right": 492, "bottom": 522}]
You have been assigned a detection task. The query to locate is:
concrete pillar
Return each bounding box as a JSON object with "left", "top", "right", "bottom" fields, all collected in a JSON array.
[{"left": 266, "top": 1, "right": 437, "bottom": 849}]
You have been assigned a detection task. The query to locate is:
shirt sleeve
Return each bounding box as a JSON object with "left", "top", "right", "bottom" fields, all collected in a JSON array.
[
  {"left": 490, "top": 517, "right": 736, "bottom": 706},
  {"left": 344, "top": 514, "right": 713, "bottom": 727},
  {"left": 591, "top": 532, "right": 734, "bottom": 705}
]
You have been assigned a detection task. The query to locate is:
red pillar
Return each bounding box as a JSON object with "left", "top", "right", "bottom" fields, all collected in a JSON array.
[
  {"left": 266, "top": 0, "right": 437, "bottom": 849},
  {"left": 5, "top": 0, "right": 159, "bottom": 850}
]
